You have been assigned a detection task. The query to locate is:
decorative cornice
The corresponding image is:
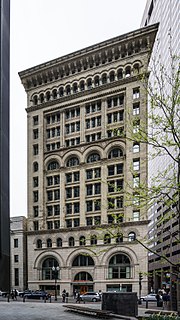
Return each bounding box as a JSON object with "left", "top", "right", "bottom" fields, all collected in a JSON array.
[{"left": 19, "top": 23, "right": 158, "bottom": 91}]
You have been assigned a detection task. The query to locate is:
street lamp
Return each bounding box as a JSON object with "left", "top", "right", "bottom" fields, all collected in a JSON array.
[{"left": 52, "top": 266, "right": 59, "bottom": 301}]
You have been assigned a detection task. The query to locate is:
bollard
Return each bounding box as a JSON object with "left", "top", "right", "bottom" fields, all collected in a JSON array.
[
  {"left": 23, "top": 295, "right": 25, "bottom": 303},
  {"left": 65, "top": 297, "right": 68, "bottom": 303},
  {"left": 49, "top": 295, "right": 51, "bottom": 303},
  {"left": 7, "top": 294, "right": 10, "bottom": 303},
  {"left": 146, "top": 300, "right": 148, "bottom": 309},
  {"left": 44, "top": 297, "right": 46, "bottom": 303}
]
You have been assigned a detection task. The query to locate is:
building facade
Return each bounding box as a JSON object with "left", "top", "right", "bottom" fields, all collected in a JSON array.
[
  {"left": 141, "top": 0, "right": 180, "bottom": 311},
  {"left": 0, "top": 0, "right": 10, "bottom": 292},
  {"left": 19, "top": 24, "right": 158, "bottom": 296},
  {"left": 10, "top": 216, "right": 27, "bottom": 291}
]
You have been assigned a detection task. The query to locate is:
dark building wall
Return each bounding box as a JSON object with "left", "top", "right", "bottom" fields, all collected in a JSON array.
[{"left": 0, "top": 0, "right": 10, "bottom": 292}]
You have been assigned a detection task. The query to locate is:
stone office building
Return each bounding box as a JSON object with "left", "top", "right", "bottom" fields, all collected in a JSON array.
[{"left": 19, "top": 23, "right": 158, "bottom": 296}]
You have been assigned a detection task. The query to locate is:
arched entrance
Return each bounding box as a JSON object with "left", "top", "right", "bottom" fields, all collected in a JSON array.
[
  {"left": 39, "top": 257, "right": 60, "bottom": 295},
  {"left": 73, "top": 272, "right": 94, "bottom": 294}
]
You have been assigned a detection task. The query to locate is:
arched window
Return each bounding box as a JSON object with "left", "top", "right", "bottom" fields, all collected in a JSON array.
[
  {"left": 33, "top": 95, "right": 38, "bottom": 105},
  {"left": 125, "top": 66, "right": 131, "bottom": 77},
  {"left": 102, "top": 73, "right": 107, "bottom": 84},
  {"left": 133, "top": 143, "right": 140, "bottom": 153},
  {"left": 57, "top": 238, "right": 62, "bottom": 247},
  {"left": 69, "top": 237, "right": 75, "bottom": 247},
  {"left": 42, "top": 257, "right": 59, "bottom": 280},
  {"left": 72, "top": 254, "right": 94, "bottom": 266},
  {"left": 79, "top": 236, "right": 86, "bottom": 246},
  {"left": 47, "top": 160, "right": 60, "bottom": 171},
  {"left": 108, "top": 254, "right": 131, "bottom": 279},
  {"left": 117, "top": 69, "right": 123, "bottom": 80},
  {"left": 87, "top": 153, "right": 100, "bottom": 163},
  {"left": 87, "top": 78, "right": 92, "bottom": 90},
  {"left": 33, "top": 161, "right": 39, "bottom": 172},
  {"left": 94, "top": 76, "right": 100, "bottom": 87},
  {"left": 66, "top": 85, "right": 71, "bottom": 95},
  {"left": 116, "top": 233, "right": 123, "bottom": 243},
  {"left": 74, "top": 272, "right": 93, "bottom": 281},
  {"left": 67, "top": 157, "right": 79, "bottom": 167},
  {"left": 73, "top": 83, "right": 78, "bottom": 93},
  {"left": 128, "top": 232, "right": 136, "bottom": 242},
  {"left": 46, "top": 91, "right": 51, "bottom": 101},
  {"left": 59, "top": 87, "right": 64, "bottom": 97},
  {"left": 47, "top": 238, "right": 52, "bottom": 248},
  {"left": 109, "top": 71, "right": 115, "bottom": 82},
  {"left": 90, "top": 234, "right": 97, "bottom": 245},
  {"left": 108, "top": 148, "right": 123, "bottom": 159},
  {"left": 52, "top": 89, "right": 57, "bottom": 99},
  {"left": 80, "top": 80, "right": 85, "bottom": 91},
  {"left": 104, "top": 234, "right": 111, "bottom": 244},
  {"left": 37, "top": 239, "right": 42, "bottom": 248},
  {"left": 40, "top": 93, "right": 44, "bottom": 103},
  {"left": 133, "top": 63, "right": 140, "bottom": 74}
]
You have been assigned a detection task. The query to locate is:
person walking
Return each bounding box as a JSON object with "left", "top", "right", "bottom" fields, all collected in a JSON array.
[
  {"left": 76, "top": 292, "right": 81, "bottom": 303},
  {"left": 14, "top": 289, "right": 18, "bottom": 301}
]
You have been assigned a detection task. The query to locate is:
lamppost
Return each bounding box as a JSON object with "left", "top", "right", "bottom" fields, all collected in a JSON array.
[{"left": 52, "top": 266, "right": 59, "bottom": 301}]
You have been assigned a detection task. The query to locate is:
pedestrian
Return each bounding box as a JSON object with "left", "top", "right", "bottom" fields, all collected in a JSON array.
[
  {"left": 76, "top": 292, "right": 81, "bottom": 303},
  {"left": 156, "top": 292, "right": 161, "bottom": 307},
  {"left": 11, "top": 290, "right": 14, "bottom": 300},
  {"left": 162, "top": 292, "right": 168, "bottom": 310},
  {"left": 73, "top": 289, "right": 77, "bottom": 299},
  {"left": 62, "top": 290, "right": 66, "bottom": 303},
  {"left": 14, "top": 289, "right": 17, "bottom": 300}
]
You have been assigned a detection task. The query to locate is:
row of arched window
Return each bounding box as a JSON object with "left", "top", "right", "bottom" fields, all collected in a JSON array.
[
  {"left": 36, "top": 232, "right": 136, "bottom": 248},
  {"left": 31, "top": 63, "right": 141, "bottom": 106}
]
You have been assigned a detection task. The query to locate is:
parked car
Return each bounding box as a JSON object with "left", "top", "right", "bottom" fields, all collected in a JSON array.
[
  {"left": 19, "top": 290, "right": 33, "bottom": 297},
  {"left": 141, "top": 293, "right": 162, "bottom": 301},
  {"left": 24, "top": 290, "right": 48, "bottom": 300},
  {"left": 80, "top": 292, "right": 101, "bottom": 302},
  {"left": 0, "top": 290, "right": 8, "bottom": 297}
]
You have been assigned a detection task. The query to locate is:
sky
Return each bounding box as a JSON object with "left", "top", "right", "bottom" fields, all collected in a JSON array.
[{"left": 10, "top": 0, "right": 146, "bottom": 217}]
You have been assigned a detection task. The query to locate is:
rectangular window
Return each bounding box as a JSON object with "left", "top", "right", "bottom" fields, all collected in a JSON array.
[
  {"left": 94, "top": 168, "right": 101, "bottom": 178},
  {"left": 74, "top": 202, "right": 80, "bottom": 213},
  {"left": 33, "top": 177, "right": 39, "bottom": 187},
  {"left": 14, "top": 268, "right": 19, "bottom": 286},
  {"left": 133, "top": 103, "right": 140, "bottom": 115},
  {"left": 108, "top": 165, "right": 115, "bottom": 176},
  {"left": 33, "top": 144, "right": 39, "bottom": 155},
  {"left": 34, "top": 221, "right": 39, "bottom": 230},
  {"left": 54, "top": 220, "right": 60, "bottom": 229},
  {"left": 86, "top": 184, "right": 93, "bottom": 196},
  {"left": 33, "top": 206, "right": 39, "bottom": 217},
  {"left": 94, "top": 216, "right": 101, "bottom": 225},
  {"left": 66, "top": 203, "right": 72, "bottom": 214},
  {"left": 33, "top": 129, "right": 39, "bottom": 139},
  {"left": 47, "top": 221, "right": 53, "bottom": 229},
  {"left": 133, "top": 175, "right": 140, "bottom": 188},
  {"left": 47, "top": 206, "right": 53, "bottom": 216},
  {"left": 54, "top": 205, "right": 60, "bottom": 215},
  {"left": 86, "top": 200, "right": 93, "bottom": 212},
  {"left": 133, "top": 211, "right": 140, "bottom": 221},
  {"left": 14, "top": 255, "right": 19, "bottom": 263},
  {"left": 66, "top": 173, "right": 72, "bottom": 183},
  {"left": 47, "top": 190, "right": 53, "bottom": 201},
  {"left": 66, "top": 188, "right": 72, "bottom": 199},
  {"left": 74, "top": 187, "right": 80, "bottom": 198},
  {"left": 86, "top": 169, "right": 93, "bottom": 180},
  {"left": 95, "top": 199, "right": 101, "bottom": 211},
  {"left": 54, "top": 189, "right": 60, "bottom": 200},
  {"left": 47, "top": 176, "right": 53, "bottom": 186},
  {"left": 33, "top": 191, "right": 38, "bottom": 202},
  {"left": 54, "top": 175, "right": 60, "bottom": 185},
  {"left": 86, "top": 217, "right": 93, "bottom": 226},
  {"left": 66, "top": 219, "right": 72, "bottom": 228},
  {"left": 117, "top": 197, "right": 123, "bottom": 208},
  {"left": 33, "top": 115, "right": 39, "bottom": 125},
  {"left": 74, "top": 218, "right": 80, "bottom": 227},
  {"left": 133, "top": 88, "right": 140, "bottom": 99},
  {"left": 95, "top": 183, "right": 101, "bottom": 194},
  {"left": 74, "top": 172, "right": 80, "bottom": 182},
  {"left": 108, "top": 180, "right": 114, "bottom": 193},
  {"left": 133, "top": 159, "right": 140, "bottom": 171},
  {"left": 117, "top": 163, "right": 123, "bottom": 174}
]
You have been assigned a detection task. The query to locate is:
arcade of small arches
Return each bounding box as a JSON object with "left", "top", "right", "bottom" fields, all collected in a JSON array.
[
  {"left": 35, "top": 232, "right": 136, "bottom": 249},
  {"left": 35, "top": 146, "right": 125, "bottom": 172},
  {"left": 31, "top": 62, "right": 142, "bottom": 106}
]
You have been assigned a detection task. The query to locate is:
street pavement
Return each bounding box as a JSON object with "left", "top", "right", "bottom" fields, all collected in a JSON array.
[{"left": 0, "top": 297, "right": 168, "bottom": 320}]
